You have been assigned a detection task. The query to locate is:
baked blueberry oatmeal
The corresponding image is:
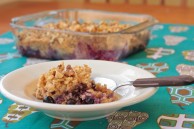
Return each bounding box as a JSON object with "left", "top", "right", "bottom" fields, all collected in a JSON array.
[
  {"left": 16, "top": 20, "right": 149, "bottom": 61},
  {"left": 34, "top": 63, "right": 118, "bottom": 104}
]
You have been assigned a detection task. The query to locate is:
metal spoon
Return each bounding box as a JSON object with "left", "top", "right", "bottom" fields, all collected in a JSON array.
[{"left": 93, "top": 75, "right": 194, "bottom": 92}]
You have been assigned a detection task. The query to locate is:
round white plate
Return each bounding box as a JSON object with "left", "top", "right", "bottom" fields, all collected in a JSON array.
[{"left": 0, "top": 60, "right": 158, "bottom": 121}]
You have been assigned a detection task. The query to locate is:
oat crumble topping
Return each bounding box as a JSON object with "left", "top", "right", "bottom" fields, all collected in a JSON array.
[{"left": 43, "top": 20, "right": 130, "bottom": 33}]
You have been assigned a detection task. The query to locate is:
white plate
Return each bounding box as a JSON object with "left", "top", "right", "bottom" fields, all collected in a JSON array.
[{"left": 0, "top": 60, "right": 158, "bottom": 121}]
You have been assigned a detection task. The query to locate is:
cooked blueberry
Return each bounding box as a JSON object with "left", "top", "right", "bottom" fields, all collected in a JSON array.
[
  {"left": 66, "top": 99, "right": 76, "bottom": 104},
  {"left": 43, "top": 96, "right": 55, "bottom": 103},
  {"left": 73, "top": 83, "right": 87, "bottom": 95},
  {"left": 84, "top": 96, "right": 94, "bottom": 104},
  {"left": 51, "top": 91, "right": 56, "bottom": 95},
  {"left": 55, "top": 95, "right": 65, "bottom": 104},
  {"left": 91, "top": 81, "right": 96, "bottom": 89}
]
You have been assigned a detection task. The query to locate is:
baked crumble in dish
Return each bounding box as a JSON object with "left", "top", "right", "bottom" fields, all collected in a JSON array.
[
  {"left": 34, "top": 63, "right": 118, "bottom": 104},
  {"left": 16, "top": 20, "right": 149, "bottom": 61}
]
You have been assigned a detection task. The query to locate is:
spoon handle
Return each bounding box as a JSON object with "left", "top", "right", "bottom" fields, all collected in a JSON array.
[{"left": 133, "top": 75, "right": 194, "bottom": 87}]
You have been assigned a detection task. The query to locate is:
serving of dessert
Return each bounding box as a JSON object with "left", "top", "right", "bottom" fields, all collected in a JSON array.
[
  {"left": 34, "top": 62, "right": 118, "bottom": 104},
  {"left": 0, "top": 60, "right": 157, "bottom": 120}
]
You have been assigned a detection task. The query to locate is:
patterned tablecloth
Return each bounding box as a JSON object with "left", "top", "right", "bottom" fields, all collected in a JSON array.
[{"left": 0, "top": 24, "right": 194, "bottom": 129}]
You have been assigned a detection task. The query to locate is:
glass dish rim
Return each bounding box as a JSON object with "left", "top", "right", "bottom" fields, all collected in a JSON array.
[{"left": 10, "top": 9, "right": 159, "bottom": 36}]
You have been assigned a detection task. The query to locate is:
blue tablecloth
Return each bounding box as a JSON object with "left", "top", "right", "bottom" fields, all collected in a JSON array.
[{"left": 0, "top": 24, "right": 194, "bottom": 129}]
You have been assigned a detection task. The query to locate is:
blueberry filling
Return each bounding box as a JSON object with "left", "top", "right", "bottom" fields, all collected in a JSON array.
[
  {"left": 91, "top": 81, "right": 96, "bottom": 89},
  {"left": 43, "top": 96, "right": 55, "bottom": 104},
  {"left": 73, "top": 83, "right": 87, "bottom": 95},
  {"left": 66, "top": 98, "right": 77, "bottom": 104},
  {"left": 82, "top": 96, "right": 95, "bottom": 104}
]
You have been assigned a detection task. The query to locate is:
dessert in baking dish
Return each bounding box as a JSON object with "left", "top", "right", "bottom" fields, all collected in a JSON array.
[
  {"left": 12, "top": 9, "right": 156, "bottom": 61},
  {"left": 16, "top": 20, "right": 149, "bottom": 61}
]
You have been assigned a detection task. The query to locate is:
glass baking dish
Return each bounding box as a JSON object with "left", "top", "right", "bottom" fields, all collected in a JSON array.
[{"left": 11, "top": 9, "right": 158, "bottom": 61}]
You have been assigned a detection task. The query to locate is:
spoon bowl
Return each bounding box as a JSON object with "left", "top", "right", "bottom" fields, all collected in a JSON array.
[{"left": 93, "top": 77, "right": 135, "bottom": 97}]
